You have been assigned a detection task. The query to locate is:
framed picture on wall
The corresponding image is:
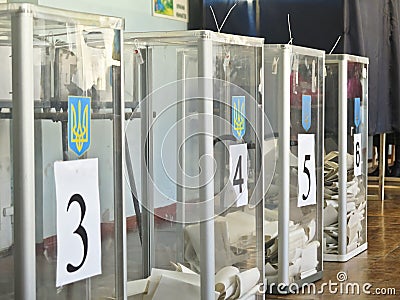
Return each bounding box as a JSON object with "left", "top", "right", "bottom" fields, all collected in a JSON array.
[{"left": 153, "top": 0, "right": 189, "bottom": 22}]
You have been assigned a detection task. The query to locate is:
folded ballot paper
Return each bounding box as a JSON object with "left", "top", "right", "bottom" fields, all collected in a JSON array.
[
  {"left": 126, "top": 263, "right": 261, "bottom": 300},
  {"left": 184, "top": 211, "right": 256, "bottom": 273},
  {"left": 265, "top": 216, "right": 320, "bottom": 284},
  {"left": 323, "top": 151, "right": 366, "bottom": 254}
]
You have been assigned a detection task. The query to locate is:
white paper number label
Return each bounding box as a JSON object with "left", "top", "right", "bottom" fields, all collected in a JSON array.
[
  {"left": 354, "top": 133, "right": 362, "bottom": 176},
  {"left": 229, "top": 143, "right": 248, "bottom": 207},
  {"left": 297, "top": 134, "right": 316, "bottom": 207},
  {"left": 54, "top": 158, "right": 101, "bottom": 287}
]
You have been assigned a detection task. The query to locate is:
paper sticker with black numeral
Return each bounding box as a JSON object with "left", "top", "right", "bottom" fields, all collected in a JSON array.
[
  {"left": 229, "top": 143, "right": 248, "bottom": 207},
  {"left": 297, "top": 134, "right": 316, "bottom": 207},
  {"left": 354, "top": 133, "right": 362, "bottom": 177},
  {"left": 54, "top": 158, "right": 101, "bottom": 287}
]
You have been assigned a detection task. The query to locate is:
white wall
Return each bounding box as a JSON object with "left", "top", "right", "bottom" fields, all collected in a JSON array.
[
  {"left": 0, "top": 120, "right": 12, "bottom": 251},
  {"left": 39, "top": 0, "right": 187, "bottom": 32}
]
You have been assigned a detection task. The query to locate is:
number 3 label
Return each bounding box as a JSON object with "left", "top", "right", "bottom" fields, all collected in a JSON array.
[
  {"left": 54, "top": 158, "right": 102, "bottom": 287},
  {"left": 229, "top": 143, "right": 248, "bottom": 207},
  {"left": 297, "top": 134, "right": 317, "bottom": 207},
  {"left": 66, "top": 194, "right": 88, "bottom": 273},
  {"left": 354, "top": 133, "right": 362, "bottom": 176}
]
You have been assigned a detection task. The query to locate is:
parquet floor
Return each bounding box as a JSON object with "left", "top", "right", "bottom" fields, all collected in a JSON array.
[
  {"left": 1, "top": 193, "right": 400, "bottom": 299},
  {"left": 269, "top": 195, "right": 400, "bottom": 299}
]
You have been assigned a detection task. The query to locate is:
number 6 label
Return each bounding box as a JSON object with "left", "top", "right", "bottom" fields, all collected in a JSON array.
[
  {"left": 54, "top": 158, "right": 101, "bottom": 287},
  {"left": 297, "top": 134, "right": 317, "bottom": 207},
  {"left": 354, "top": 133, "right": 362, "bottom": 176}
]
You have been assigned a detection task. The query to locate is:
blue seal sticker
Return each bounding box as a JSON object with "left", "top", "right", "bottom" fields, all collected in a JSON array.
[
  {"left": 302, "top": 95, "right": 312, "bottom": 132},
  {"left": 232, "top": 96, "right": 246, "bottom": 140},
  {"left": 354, "top": 97, "right": 361, "bottom": 128},
  {"left": 68, "top": 96, "right": 91, "bottom": 157}
]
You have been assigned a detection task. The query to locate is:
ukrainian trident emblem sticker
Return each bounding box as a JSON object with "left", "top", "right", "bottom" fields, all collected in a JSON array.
[
  {"left": 302, "top": 95, "right": 312, "bottom": 132},
  {"left": 232, "top": 96, "right": 246, "bottom": 140},
  {"left": 354, "top": 97, "right": 361, "bottom": 128},
  {"left": 68, "top": 96, "right": 91, "bottom": 157}
]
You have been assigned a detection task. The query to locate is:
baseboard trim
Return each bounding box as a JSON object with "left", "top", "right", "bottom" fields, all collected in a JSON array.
[{"left": 41, "top": 203, "right": 178, "bottom": 256}]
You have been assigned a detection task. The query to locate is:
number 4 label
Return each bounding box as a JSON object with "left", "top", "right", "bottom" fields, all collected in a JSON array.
[
  {"left": 297, "top": 134, "right": 317, "bottom": 207},
  {"left": 354, "top": 133, "right": 362, "bottom": 176},
  {"left": 54, "top": 158, "right": 102, "bottom": 287},
  {"left": 229, "top": 144, "right": 248, "bottom": 207}
]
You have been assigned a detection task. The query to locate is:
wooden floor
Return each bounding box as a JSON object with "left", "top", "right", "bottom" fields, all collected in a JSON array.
[{"left": 270, "top": 195, "right": 400, "bottom": 299}]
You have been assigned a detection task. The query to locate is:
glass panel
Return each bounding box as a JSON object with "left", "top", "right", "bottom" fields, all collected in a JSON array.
[
  {"left": 124, "top": 42, "right": 143, "bottom": 282},
  {"left": 347, "top": 61, "right": 368, "bottom": 252},
  {"left": 125, "top": 31, "right": 266, "bottom": 299},
  {"left": 264, "top": 45, "right": 324, "bottom": 288},
  {"left": 324, "top": 57, "right": 368, "bottom": 258},
  {"left": 264, "top": 47, "right": 283, "bottom": 285},
  {"left": 324, "top": 63, "right": 339, "bottom": 152},
  {"left": 288, "top": 52, "right": 324, "bottom": 283},
  {"left": 0, "top": 4, "right": 123, "bottom": 299},
  {"left": 324, "top": 61, "right": 340, "bottom": 256}
]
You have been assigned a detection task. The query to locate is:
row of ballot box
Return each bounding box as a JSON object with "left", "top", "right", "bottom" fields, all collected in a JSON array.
[
  {"left": 123, "top": 34, "right": 368, "bottom": 299},
  {"left": 0, "top": 3, "right": 367, "bottom": 299}
]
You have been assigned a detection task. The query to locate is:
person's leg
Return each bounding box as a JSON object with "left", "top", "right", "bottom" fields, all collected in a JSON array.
[
  {"left": 389, "top": 132, "right": 400, "bottom": 176},
  {"left": 370, "top": 133, "right": 391, "bottom": 176}
]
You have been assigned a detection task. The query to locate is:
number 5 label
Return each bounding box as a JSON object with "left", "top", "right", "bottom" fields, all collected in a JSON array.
[
  {"left": 229, "top": 143, "right": 248, "bottom": 207},
  {"left": 297, "top": 134, "right": 317, "bottom": 207},
  {"left": 354, "top": 133, "right": 362, "bottom": 176},
  {"left": 54, "top": 158, "right": 101, "bottom": 287}
]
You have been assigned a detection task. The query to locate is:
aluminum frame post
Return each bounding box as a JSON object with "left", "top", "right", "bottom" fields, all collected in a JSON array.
[
  {"left": 338, "top": 59, "right": 348, "bottom": 256},
  {"left": 255, "top": 46, "right": 265, "bottom": 295},
  {"left": 12, "top": 10, "right": 36, "bottom": 300},
  {"left": 141, "top": 49, "right": 155, "bottom": 277},
  {"left": 198, "top": 36, "right": 215, "bottom": 300},
  {"left": 278, "top": 48, "right": 291, "bottom": 286},
  {"left": 112, "top": 29, "right": 126, "bottom": 299}
]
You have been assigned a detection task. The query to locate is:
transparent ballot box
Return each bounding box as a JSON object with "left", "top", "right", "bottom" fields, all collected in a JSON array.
[
  {"left": 263, "top": 45, "right": 324, "bottom": 292},
  {"left": 0, "top": 4, "right": 124, "bottom": 299},
  {"left": 124, "top": 30, "right": 269, "bottom": 299},
  {"left": 324, "top": 54, "right": 368, "bottom": 262}
]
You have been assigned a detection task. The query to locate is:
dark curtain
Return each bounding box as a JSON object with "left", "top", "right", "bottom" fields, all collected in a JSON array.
[
  {"left": 390, "top": 0, "right": 400, "bottom": 132},
  {"left": 344, "top": 0, "right": 392, "bottom": 135},
  {"left": 202, "top": 0, "right": 257, "bottom": 36},
  {"left": 259, "top": 0, "right": 344, "bottom": 51}
]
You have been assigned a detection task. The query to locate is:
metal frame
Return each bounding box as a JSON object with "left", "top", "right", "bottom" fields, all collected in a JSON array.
[
  {"left": 324, "top": 54, "right": 369, "bottom": 262},
  {"left": 198, "top": 36, "right": 215, "bottom": 300},
  {"left": 255, "top": 45, "right": 266, "bottom": 294},
  {"left": 12, "top": 9, "right": 36, "bottom": 299},
  {"left": 127, "top": 30, "right": 263, "bottom": 48},
  {"left": 113, "top": 30, "right": 126, "bottom": 298},
  {"left": 176, "top": 50, "right": 188, "bottom": 263},
  {"left": 264, "top": 44, "right": 325, "bottom": 292},
  {"left": 5, "top": 4, "right": 126, "bottom": 299},
  {"left": 131, "top": 30, "right": 265, "bottom": 300},
  {"left": 141, "top": 48, "right": 155, "bottom": 277},
  {"left": 338, "top": 58, "right": 348, "bottom": 257},
  {"left": 278, "top": 46, "right": 291, "bottom": 286}
]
